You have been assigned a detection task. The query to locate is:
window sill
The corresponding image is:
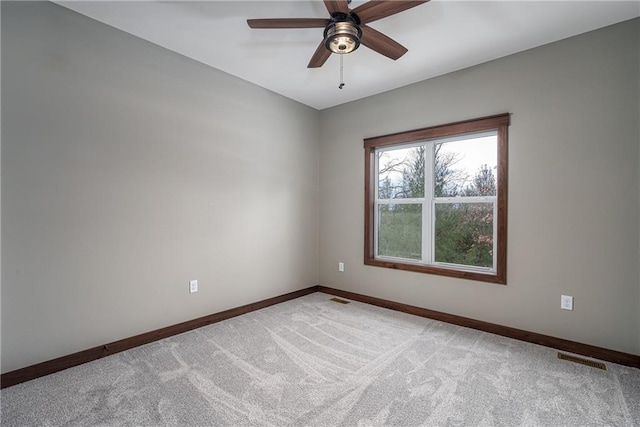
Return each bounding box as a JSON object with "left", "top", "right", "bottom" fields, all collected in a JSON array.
[{"left": 364, "top": 257, "right": 506, "bottom": 284}]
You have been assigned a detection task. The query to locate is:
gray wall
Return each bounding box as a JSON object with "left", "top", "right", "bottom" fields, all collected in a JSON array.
[
  {"left": 1, "top": 2, "right": 319, "bottom": 373},
  {"left": 319, "top": 18, "right": 640, "bottom": 355}
]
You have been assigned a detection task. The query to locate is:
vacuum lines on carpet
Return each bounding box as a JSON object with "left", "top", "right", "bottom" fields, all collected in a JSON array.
[{"left": 2, "top": 292, "right": 639, "bottom": 425}]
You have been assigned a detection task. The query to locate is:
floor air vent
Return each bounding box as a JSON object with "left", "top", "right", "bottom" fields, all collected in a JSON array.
[
  {"left": 557, "top": 352, "right": 606, "bottom": 370},
  {"left": 330, "top": 298, "right": 350, "bottom": 304}
]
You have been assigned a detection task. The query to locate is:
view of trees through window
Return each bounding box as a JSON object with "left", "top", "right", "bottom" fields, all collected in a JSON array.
[
  {"left": 364, "top": 114, "right": 509, "bottom": 284},
  {"left": 376, "top": 134, "right": 497, "bottom": 269}
]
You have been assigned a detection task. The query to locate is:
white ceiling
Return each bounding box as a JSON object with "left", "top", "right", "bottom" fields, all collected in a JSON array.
[{"left": 54, "top": 1, "right": 639, "bottom": 110}]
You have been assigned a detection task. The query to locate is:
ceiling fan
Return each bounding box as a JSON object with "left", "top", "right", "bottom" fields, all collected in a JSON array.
[{"left": 247, "top": 0, "right": 429, "bottom": 68}]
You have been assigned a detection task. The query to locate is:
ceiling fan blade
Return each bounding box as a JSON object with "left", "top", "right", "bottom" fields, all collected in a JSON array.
[
  {"left": 308, "top": 41, "right": 332, "bottom": 68},
  {"left": 360, "top": 24, "right": 408, "bottom": 60},
  {"left": 247, "top": 18, "right": 328, "bottom": 29},
  {"left": 352, "top": 1, "right": 429, "bottom": 24},
  {"left": 324, "top": 0, "right": 350, "bottom": 15}
]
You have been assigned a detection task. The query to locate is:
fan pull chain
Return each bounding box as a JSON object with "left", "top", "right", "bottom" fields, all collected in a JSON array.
[{"left": 339, "top": 54, "right": 345, "bottom": 89}]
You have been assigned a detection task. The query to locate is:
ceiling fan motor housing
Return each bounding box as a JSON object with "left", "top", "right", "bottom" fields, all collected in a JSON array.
[{"left": 324, "top": 15, "right": 362, "bottom": 54}]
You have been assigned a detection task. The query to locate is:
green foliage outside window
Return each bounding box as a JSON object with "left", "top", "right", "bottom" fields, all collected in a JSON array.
[
  {"left": 378, "top": 204, "right": 422, "bottom": 260},
  {"left": 434, "top": 203, "right": 493, "bottom": 268}
]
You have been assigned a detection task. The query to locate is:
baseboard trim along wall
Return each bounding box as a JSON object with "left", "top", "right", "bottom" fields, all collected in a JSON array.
[
  {"left": 3, "top": 285, "right": 638, "bottom": 388},
  {"left": 317, "top": 286, "right": 640, "bottom": 369},
  {"left": 0, "top": 286, "right": 318, "bottom": 389}
]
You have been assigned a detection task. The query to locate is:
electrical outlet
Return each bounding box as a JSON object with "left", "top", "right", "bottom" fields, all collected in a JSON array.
[
  {"left": 189, "top": 280, "right": 198, "bottom": 294},
  {"left": 338, "top": 262, "right": 345, "bottom": 272},
  {"left": 561, "top": 295, "right": 573, "bottom": 311}
]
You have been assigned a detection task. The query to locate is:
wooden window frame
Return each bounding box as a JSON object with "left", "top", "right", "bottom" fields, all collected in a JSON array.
[{"left": 364, "top": 113, "right": 510, "bottom": 284}]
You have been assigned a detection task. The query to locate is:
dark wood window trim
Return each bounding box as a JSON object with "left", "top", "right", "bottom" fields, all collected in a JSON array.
[{"left": 364, "top": 113, "right": 510, "bottom": 284}]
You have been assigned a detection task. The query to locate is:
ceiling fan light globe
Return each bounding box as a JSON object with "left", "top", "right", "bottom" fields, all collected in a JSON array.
[
  {"left": 330, "top": 35, "right": 357, "bottom": 53},
  {"left": 324, "top": 21, "right": 361, "bottom": 54}
]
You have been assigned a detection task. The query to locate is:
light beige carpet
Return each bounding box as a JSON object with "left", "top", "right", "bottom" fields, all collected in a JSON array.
[{"left": 2, "top": 292, "right": 639, "bottom": 426}]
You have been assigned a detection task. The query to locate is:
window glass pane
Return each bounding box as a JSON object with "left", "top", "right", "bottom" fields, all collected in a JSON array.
[
  {"left": 434, "top": 135, "right": 497, "bottom": 197},
  {"left": 434, "top": 202, "right": 494, "bottom": 268},
  {"left": 378, "top": 203, "right": 422, "bottom": 260},
  {"left": 378, "top": 146, "right": 425, "bottom": 199}
]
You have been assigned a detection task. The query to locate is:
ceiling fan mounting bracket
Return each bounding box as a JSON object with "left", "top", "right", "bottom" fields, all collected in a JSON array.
[{"left": 328, "top": 12, "right": 361, "bottom": 25}]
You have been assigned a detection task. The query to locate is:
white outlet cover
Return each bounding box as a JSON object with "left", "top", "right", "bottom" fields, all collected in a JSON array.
[
  {"left": 561, "top": 295, "right": 573, "bottom": 310},
  {"left": 189, "top": 280, "right": 198, "bottom": 294},
  {"left": 338, "top": 262, "right": 345, "bottom": 272}
]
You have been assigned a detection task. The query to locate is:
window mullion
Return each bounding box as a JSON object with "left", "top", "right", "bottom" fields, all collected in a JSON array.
[
  {"left": 423, "top": 143, "right": 434, "bottom": 264},
  {"left": 374, "top": 151, "right": 380, "bottom": 258},
  {"left": 433, "top": 196, "right": 497, "bottom": 204}
]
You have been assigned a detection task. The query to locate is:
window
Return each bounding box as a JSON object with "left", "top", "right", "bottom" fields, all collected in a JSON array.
[{"left": 364, "top": 114, "right": 509, "bottom": 284}]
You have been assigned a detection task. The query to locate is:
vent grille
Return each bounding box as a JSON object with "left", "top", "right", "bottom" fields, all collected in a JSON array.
[
  {"left": 330, "top": 297, "right": 350, "bottom": 304},
  {"left": 557, "top": 352, "right": 606, "bottom": 370}
]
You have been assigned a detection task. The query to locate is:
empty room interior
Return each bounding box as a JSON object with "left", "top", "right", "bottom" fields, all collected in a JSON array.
[{"left": 1, "top": 0, "right": 639, "bottom": 425}]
